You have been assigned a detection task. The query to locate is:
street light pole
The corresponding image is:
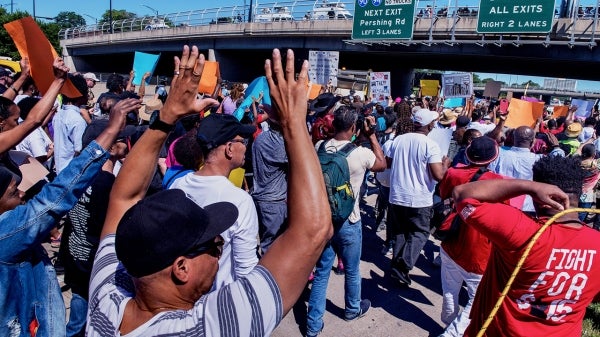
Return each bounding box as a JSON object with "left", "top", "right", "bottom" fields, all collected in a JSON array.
[
  {"left": 33, "top": 0, "right": 35, "bottom": 20},
  {"left": 83, "top": 13, "right": 98, "bottom": 25},
  {"left": 141, "top": 4, "right": 159, "bottom": 17},
  {"left": 109, "top": 0, "right": 113, "bottom": 34}
]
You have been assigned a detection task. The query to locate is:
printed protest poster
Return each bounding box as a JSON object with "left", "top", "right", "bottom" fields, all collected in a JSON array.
[
  {"left": 132, "top": 51, "right": 160, "bottom": 85},
  {"left": 442, "top": 73, "right": 473, "bottom": 98},
  {"left": 483, "top": 81, "right": 502, "bottom": 98},
  {"left": 370, "top": 72, "right": 391, "bottom": 102},
  {"left": 4, "top": 16, "right": 79, "bottom": 97},
  {"left": 420, "top": 79, "right": 440, "bottom": 97},
  {"left": 308, "top": 51, "right": 339, "bottom": 87}
]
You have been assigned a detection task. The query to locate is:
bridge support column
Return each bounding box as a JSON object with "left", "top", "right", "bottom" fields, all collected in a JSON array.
[{"left": 389, "top": 68, "right": 415, "bottom": 99}]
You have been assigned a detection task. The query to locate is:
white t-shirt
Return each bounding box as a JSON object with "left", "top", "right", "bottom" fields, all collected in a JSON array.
[
  {"left": 16, "top": 127, "right": 52, "bottom": 159},
  {"left": 376, "top": 135, "right": 395, "bottom": 187},
  {"left": 388, "top": 132, "right": 442, "bottom": 208},
  {"left": 86, "top": 235, "right": 282, "bottom": 337},
  {"left": 170, "top": 174, "right": 259, "bottom": 290},
  {"left": 467, "top": 121, "right": 496, "bottom": 135},
  {"left": 315, "top": 139, "right": 376, "bottom": 223}
]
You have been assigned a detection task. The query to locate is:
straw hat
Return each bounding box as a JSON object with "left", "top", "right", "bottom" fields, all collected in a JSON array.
[
  {"left": 438, "top": 108, "right": 458, "bottom": 126},
  {"left": 566, "top": 122, "right": 583, "bottom": 138}
]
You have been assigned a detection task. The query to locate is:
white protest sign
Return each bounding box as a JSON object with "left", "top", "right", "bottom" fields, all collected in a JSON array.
[
  {"left": 370, "top": 72, "right": 391, "bottom": 102},
  {"left": 308, "top": 51, "right": 339, "bottom": 87}
]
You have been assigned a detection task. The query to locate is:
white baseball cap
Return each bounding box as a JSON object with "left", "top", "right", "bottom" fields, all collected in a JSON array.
[
  {"left": 83, "top": 72, "right": 99, "bottom": 82},
  {"left": 412, "top": 108, "right": 439, "bottom": 126}
]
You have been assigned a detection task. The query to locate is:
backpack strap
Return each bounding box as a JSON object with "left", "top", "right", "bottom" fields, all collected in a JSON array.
[
  {"left": 337, "top": 142, "right": 357, "bottom": 158},
  {"left": 469, "top": 167, "right": 489, "bottom": 182}
]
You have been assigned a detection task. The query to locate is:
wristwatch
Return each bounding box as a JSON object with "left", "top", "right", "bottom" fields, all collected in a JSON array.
[{"left": 149, "top": 110, "right": 175, "bottom": 133}]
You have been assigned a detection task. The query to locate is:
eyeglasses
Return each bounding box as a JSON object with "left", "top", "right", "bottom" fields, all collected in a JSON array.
[
  {"left": 184, "top": 238, "right": 224, "bottom": 259},
  {"left": 229, "top": 138, "right": 249, "bottom": 146}
]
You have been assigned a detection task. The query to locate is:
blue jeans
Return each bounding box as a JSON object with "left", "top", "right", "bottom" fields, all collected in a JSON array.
[
  {"left": 579, "top": 202, "right": 593, "bottom": 222},
  {"left": 307, "top": 219, "right": 363, "bottom": 335},
  {"left": 66, "top": 293, "right": 87, "bottom": 337}
]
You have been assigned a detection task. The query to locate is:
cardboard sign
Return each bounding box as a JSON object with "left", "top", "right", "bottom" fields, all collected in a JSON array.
[
  {"left": 198, "top": 61, "right": 219, "bottom": 95},
  {"left": 233, "top": 76, "right": 271, "bottom": 121},
  {"left": 499, "top": 99, "right": 509, "bottom": 113},
  {"left": 132, "top": 51, "right": 160, "bottom": 85},
  {"left": 571, "top": 98, "right": 595, "bottom": 118},
  {"left": 4, "top": 16, "right": 80, "bottom": 97},
  {"left": 443, "top": 97, "right": 465, "bottom": 108},
  {"left": 505, "top": 98, "right": 543, "bottom": 128},
  {"left": 308, "top": 83, "right": 322, "bottom": 100},
  {"left": 420, "top": 79, "right": 440, "bottom": 97},
  {"left": 483, "top": 80, "right": 502, "bottom": 98},
  {"left": 9, "top": 151, "right": 49, "bottom": 192},
  {"left": 552, "top": 105, "right": 569, "bottom": 118}
]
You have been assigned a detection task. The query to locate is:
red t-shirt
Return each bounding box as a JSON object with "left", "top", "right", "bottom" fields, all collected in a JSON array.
[
  {"left": 457, "top": 199, "right": 600, "bottom": 337},
  {"left": 438, "top": 166, "right": 503, "bottom": 274}
]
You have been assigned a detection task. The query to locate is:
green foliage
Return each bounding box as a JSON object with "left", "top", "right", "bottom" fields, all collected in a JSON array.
[
  {"left": 55, "top": 11, "right": 85, "bottom": 29},
  {"left": 99, "top": 9, "right": 137, "bottom": 24},
  {"left": 583, "top": 302, "right": 600, "bottom": 337},
  {"left": 472, "top": 73, "right": 481, "bottom": 83},
  {"left": 0, "top": 9, "right": 60, "bottom": 61}
]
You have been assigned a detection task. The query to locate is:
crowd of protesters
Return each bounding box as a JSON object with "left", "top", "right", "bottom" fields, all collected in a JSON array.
[{"left": 0, "top": 46, "right": 599, "bottom": 337}]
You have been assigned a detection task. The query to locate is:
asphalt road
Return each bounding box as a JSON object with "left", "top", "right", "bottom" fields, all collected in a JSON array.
[{"left": 272, "top": 186, "right": 460, "bottom": 337}]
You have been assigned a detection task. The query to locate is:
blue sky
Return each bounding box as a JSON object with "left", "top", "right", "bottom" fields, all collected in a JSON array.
[{"left": 10, "top": 0, "right": 600, "bottom": 92}]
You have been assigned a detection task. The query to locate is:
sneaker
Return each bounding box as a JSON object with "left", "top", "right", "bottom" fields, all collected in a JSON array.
[
  {"left": 306, "top": 323, "right": 324, "bottom": 337},
  {"left": 376, "top": 221, "right": 386, "bottom": 232},
  {"left": 50, "top": 235, "right": 62, "bottom": 249},
  {"left": 381, "top": 241, "right": 394, "bottom": 256},
  {"left": 344, "top": 299, "right": 371, "bottom": 321},
  {"left": 432, "top": 255, "right": 442, "bottom": 267},
  {"left": 389, "top": 266, "right": 412, "bottom": 286}
]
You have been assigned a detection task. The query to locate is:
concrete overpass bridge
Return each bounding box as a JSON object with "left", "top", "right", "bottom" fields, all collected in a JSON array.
[{"left": 59, "top": 0, "right": 600, "bottom": 95}]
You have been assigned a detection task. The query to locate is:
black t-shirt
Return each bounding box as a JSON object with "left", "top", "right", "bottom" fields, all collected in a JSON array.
[{"left": 60, "top": 171, "right": 115, "bottom": 298}]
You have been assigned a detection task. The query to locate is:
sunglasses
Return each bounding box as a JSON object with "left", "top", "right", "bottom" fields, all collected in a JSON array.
[
  {"left": 184, "top": 237, "right": 224, "bottom": 259},
  {"left": 229, "top": 138, "right": 249, "bottom": 146}
]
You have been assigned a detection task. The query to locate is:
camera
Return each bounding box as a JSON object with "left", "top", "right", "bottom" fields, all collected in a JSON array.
[{"left": 355, "top": 114, "right": 375, "bottom": 133}]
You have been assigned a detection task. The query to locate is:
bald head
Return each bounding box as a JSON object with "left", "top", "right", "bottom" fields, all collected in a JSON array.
[{"left": 513, "top": 126, "right": 535, "bottom": 148}]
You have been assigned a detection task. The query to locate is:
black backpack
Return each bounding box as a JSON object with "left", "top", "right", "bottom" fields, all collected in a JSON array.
[{"left": 317, "top": 141, "right": 357, "bottom": 229}]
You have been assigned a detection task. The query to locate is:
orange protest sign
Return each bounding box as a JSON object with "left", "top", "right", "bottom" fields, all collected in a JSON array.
[
  {"left": 4, "top": 17, "right": 80, "bottom": 97},
  {"left": 505, "top": 98, "right": 542, "bottom": 128},
  {"left": 420, "top": 79, "right": 439, "bottom": 97},
  {"left": 198, "top": 61, "right": 219, "bottom": 95},
  {"left": 308, "top": 83, "right": 322, "bottom": 100},
  {"left": 553, "top": 105, "right": 569, "bottom": 118}
]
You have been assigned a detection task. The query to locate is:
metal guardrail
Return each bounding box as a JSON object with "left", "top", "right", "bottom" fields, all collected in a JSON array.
[{"left": 59, "top": 0, "right": 600, "bottom": 40}]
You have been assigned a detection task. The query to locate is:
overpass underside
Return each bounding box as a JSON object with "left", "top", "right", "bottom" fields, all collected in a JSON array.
[{"left": 61, "top": 18, "right": 600, "bottom": 82}]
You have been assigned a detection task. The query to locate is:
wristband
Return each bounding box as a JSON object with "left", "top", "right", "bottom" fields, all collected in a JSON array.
[{"left": 10, "top": 86, "right": 18, "bottom": 94}]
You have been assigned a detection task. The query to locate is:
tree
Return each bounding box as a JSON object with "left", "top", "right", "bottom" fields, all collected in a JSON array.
[
  {"left": 99, "top": 9, "right": 137, "bottom": 24},
  {"left": 55, "top": 11, "right": 85, "bottom": 29},
  {"left": 472, "top": 73, "right": 481, "bottom": 83}
]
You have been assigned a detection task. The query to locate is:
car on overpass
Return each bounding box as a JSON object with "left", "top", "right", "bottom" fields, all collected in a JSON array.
[
  {"left": 144, "top": 18, "right": 170, "bottom": 30},
  {"left": 254, "top": 6, "right": 294, "bottom": 22},
  {"left": 311, "top": 1, "right": 353, "bottom": 20}
]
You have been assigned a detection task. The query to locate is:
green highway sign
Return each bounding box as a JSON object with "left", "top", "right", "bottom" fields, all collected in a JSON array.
[
  {"left": 477, "top": 0, "right": 555, "bottom": 33},
  {"left": 352, "top": 0, "right": 416, "bottom": 40}
]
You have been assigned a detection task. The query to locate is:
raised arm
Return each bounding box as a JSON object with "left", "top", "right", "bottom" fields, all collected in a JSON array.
[
  {"left": 138, "top": 72, "right": 151, "bottom": 98},
  {"left": 259, "top": 49, "right": 333, "bottom": 314},
  {"left": 453, "top": 179, "right": 568, "bottom": 211},
  {"left": 1, "top": 57, "right": 30, "bottom": 101},
  {"left": 0, "top": 58, "right": 66, "bottom": 154},
  {"left": 125, "top": 70, "right": 135, "bottom": 92},
  {"left": 101, "top": 46, "right": 217, "bottom": 239}
]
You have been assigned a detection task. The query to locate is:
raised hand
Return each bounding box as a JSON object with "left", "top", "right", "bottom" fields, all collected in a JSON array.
[
  {"left": 264, "top": 49, "right": 309, "bottom": 126},
  {"left": 531, "top": 183, "right": 569, "bottom": 212},
  {"left": 107, "top": 98, "right": 142, "bottom": 133},
  {"left": 52, "top": 57, "right": 69, "bottom": 80},
  {"left": 19, "top": 57, "right": 30, "bottom": 78},
  {"left": 161, "top": 45, "right": 218, "bottom": 124}
]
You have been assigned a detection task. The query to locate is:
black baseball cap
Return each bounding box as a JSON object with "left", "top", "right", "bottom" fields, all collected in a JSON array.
[
  {"left": 81, "top": 119, "right": 138, "bottom": 149},
  {"left": 309, "top": 93, "right": 341, "bottom": 115},
  {"left": 115, "top": 189, "right": 238, "bottom": 278},
  {"left": 196, "top": 114, "right": 256, "bottom": 151}
]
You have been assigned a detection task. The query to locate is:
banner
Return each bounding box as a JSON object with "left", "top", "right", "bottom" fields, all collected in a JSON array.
[
  {"left": 442, "top": 73, "right": 472, "bottom": 98},
  {"left": 483, "top": 81, "right": 502, "bottom": 98},
  {"left": 369, "top": 72, "right": 391, "bottom": 102},
  {"left": 420, "top": 79, "right": 439, "bottom": 97},
  {"left": 132, "top": 51, "right": 160, "bottom": 85},
  {"left": 4, "top": 16, "right": 80, "bottom": 97},
  {"left": 308, "top": 51, "right": 339, "bottom": 87}
]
